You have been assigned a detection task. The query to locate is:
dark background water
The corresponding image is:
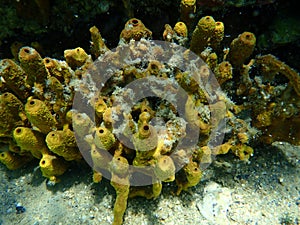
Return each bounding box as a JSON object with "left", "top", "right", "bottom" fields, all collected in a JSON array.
[{"left": 0, "top": 0, "right": 299, "bottom": 71}]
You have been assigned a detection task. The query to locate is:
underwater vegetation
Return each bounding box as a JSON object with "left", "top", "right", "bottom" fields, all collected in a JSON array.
[{"left": 0, "top": 1, "right": 300, "bottom": 225}]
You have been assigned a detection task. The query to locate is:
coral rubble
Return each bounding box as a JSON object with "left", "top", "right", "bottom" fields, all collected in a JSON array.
[{"left": 0, "top": 7, "right": 299, "bottom": 225}]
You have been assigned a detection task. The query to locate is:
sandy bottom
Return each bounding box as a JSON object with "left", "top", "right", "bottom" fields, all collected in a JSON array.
[{"left": 0, "top": 143, "right": 299, "bottom": 225}]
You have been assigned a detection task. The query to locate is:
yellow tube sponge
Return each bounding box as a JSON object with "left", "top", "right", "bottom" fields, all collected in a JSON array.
[
  {"left": 174, "top": 22, "right": 188, "bottom": 38},
  {"left": 215, "top": 142, "right": 232, "bottom": 155},
  {"left": 18, "top": 46, "right": 49, "bottom": 86},
  {"left": 214, "top": 61, "right": 233, "bottom": 85},
  {"left": 205, "top": 52, "right": 218, "bottom": 71},
  {"left": 163, "top": 22, "right": 188, "bottom": 45},
  {"left": 211, "top": 21, "right": 225, "bottom": 50},
  {"left": 103, "top": 107, "right": 113, "bottom": 129},
  {"left": 109, "top": 155, "right": 130, "bottom": 225},
  {"left": 91, "top": 145, "right": 111, "bottom": 171},
  {"left": 0, "top": 92, "right": 25, "bottom": 116},
  {"left": 94, "top": 127, "right": 116, "bottom": 150},
  {"left": 120, "top": 18, "right": 152, "bottom": 43},
  {"left": 184, "top": 161, "right": 202, "bottom": 186},
  {"left": 111, "top": 179, "right": 129, "bottom": 225},
  {"left": 64, "top": 47, "right": 90, "bottom": 69},
  {"left": 175, "top": 71, "right": 199, "bottom": 93},
  {"left": 227, "top": 31, "right": 256, "bottom": 68},
  {"left": 190, "top": 16, "right": 216, "bottom": 55},
  {"left": 0, "top": 92, "right": 26, "bottom": 138},
  {"left": 180, "top": 0, "right": 196, "bottom": 29},
  {"left": 47, "top": 76, "right": 64, "bottom": 100},
  {"left": 46, "top": 128, "right": 81, "bottom": 161},
  {"left": 163, "top": 24, "right": 175, "bottom": 42},
  {"left": 152, "top": 181, "right": 163, "bottom": 199},
  {"left": 25, "top": 98, "right": 58, "bottom": 134},
  {"left": 185, "top": 95, "right": 210, "bottom": 133},
  {"left": 137, "top": 111, "right": 151, "bottom": 129},
  {"left": 176, "top": 160, "right": 202, "bottom": 195},
  {"left": 0, "top": 151, "right": 33, "bottom": 170},
  {"left": 109, "top": 155, "right": 129, "bottom": 177},
  {"left": 46, "top": 76, "right": 68, "bottom": 122},
  {"left": 133, "top": 122, "right": 158, "bottom": 166},
  {"left": 129, "top": 180, "right": 162, "bottom": 200},
  {"left": 39, "top": 154, "right": 68, "bottom": 183},
  {"left": 71, "top": 111, "right": 94, "bottom": 138},
  {"left": 0, "top": 59, "right": 31, "bottom": 100},
  {"left": 13, "top": 127, "right": 49, "bottom": 159},
  {"left": 93, "top": 96, "right": 108, "bottom": 119},
  {"left": 43, "top": 57, "right": 73, "bottom": 84},
  {"left": 154, "top": 155, "right": 176, "bottom": 182},
  {"left": 89, "top": 26, "right": 109, "bottom": 59},
  {"left": 195, "top": 146, "right": 212, "bottom": 165},
  {"left": 10, "top": 41, "right": 24, "bottom": 61}
]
